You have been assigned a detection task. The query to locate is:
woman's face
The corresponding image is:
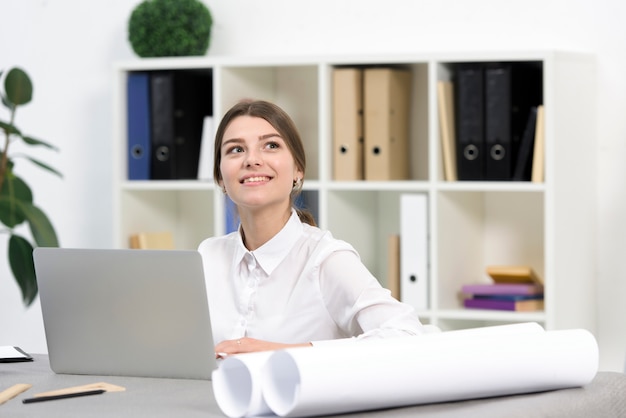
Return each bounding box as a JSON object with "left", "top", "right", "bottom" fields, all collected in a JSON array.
[{"left": 219, "top": 115, "right": 303, "bottom": 213}]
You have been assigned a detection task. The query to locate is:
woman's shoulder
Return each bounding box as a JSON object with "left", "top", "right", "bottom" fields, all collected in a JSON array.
[
  {"left": 300, "top": 223, "right": 358, "bottom": 259},
  {"left": 301, "top": 222, "right": 336, "bottom": 244},
  {"left": 197, "top": 231, "right": 239, "bottom": 254}
]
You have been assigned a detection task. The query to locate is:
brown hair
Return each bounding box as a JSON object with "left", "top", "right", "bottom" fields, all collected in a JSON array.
[{"left": 213, "top": 100, "right": 316, "bottom": 226}]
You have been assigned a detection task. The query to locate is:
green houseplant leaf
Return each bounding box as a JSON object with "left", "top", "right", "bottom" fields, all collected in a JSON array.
[
  {"left": 20, "top": 156, "right": 63, "bottom": 178},
  {"left": 21, "top": 203, "right": 59, "bottom": 247},
  {"left": 8, "top": 234, "right": 38, "bottom": 306},
  {"left": 4, "top": 67, "right": 33, "bottom": 107},
  {"left": 21, "top": 135, "right": 59, "bottom": 150},
  {"left": 0, "top": 172, "right": 32, "bottom": 227},
  {"left": 0, "top": 120, "right": 20, "bottom": 135}
]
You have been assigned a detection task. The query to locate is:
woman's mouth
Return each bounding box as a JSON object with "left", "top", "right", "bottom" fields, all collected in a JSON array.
[{"left": 242, "top": 176, "right": 271, "bottom": 184}]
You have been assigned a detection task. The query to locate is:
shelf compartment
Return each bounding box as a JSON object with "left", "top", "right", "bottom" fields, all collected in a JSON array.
[
  {"left": 119, "top": 189, "right": 214, "bottom": 250},
  {"left": 218, "top": 65, "right": 320, "bottom": 180},
  {"left": 121, "top": 68, "right": 214, "bottom": 183},
  {"left": 327, "top": 62, "right": 429, "bottom": 182},
  {"left": 433, "top": 60, "right": 544, "bottom": 183},
  {"left": 326, "top": 189, "right": 430, "bottom": 288},
  {"left": 435, "top": 190, "right": 544, "bottom": 311}
]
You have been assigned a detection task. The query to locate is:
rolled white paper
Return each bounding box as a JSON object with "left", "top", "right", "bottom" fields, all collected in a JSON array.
[
  {"left": 310, "top": 322, "right": 545, "bottom": 351},
  {"left": 261, "top": 329, "right": 598, "bottom": 417},
  {"left": 212, "top": 323, "right": 546, "bottom": 417},
  {"left": 212, "top": 351, "right": 274, "bottom": 418},
  {"left": 212, "top": 324, "right": 586, "bottom": 417},
  {"left": 417, "top": 321, "right": 545, "bottom": 341}
]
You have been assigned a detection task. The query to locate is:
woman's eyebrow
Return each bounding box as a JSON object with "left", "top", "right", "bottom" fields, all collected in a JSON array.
[
  {"left": 221, "top": 137, "right": 243, "bottom": 148},
  {"left": 222, "top": 133, "right": 282, "bottom": 149},
  {"left": 259, "top": 133, "right": 282, "bottom": 140}
]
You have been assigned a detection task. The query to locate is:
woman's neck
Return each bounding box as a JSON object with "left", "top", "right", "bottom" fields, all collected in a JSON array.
[{"left": 239, "top": 206, "right": 292, "bottom": 251}]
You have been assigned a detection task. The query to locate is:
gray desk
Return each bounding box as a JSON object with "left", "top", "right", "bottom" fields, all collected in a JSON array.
[{"left": 2, "top": 355, "right": 626, "bottom": 417}]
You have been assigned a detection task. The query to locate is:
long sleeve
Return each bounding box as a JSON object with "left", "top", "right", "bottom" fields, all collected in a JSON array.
[{"left": 317, "top": 249, "right": 427, "bottom": 340}]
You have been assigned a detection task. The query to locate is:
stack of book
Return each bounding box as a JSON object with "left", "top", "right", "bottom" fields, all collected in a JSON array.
[{"left": 461, "top": 266, "right": 544, "bottom": 312}]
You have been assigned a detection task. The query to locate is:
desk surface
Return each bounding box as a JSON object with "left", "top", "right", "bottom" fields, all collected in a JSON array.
[{"left": 2, "top": 355, "right": 625, "bottom": 417}]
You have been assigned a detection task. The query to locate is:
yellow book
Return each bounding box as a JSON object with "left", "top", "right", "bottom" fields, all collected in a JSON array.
[
  {"left": 531, "top": 105, "right": 545, "bottom": 183},
  {"left": 437, "top": 80, "right": 457, "bottom": 181},
  {"left": 129, "top": 232, "right": 174, "bottom": 249},
  {"left": 486, "top": 265, "right": 543, "bottom": 285},
  {"left": 386, "top": 234, "right": 401, "bottom": 300}
]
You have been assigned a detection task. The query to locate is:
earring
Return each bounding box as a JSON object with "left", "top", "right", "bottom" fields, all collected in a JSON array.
[
  {"left": 292, "top": 178, "right": 302, "bottom": 192},
  {"left": 221, "top": 185, "right": 227, "bottom": 195}
]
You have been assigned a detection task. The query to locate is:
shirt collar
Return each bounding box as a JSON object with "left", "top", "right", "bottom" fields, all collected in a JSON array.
[{"left": 233, "top": 209, "right": 302, "bottom": 275}]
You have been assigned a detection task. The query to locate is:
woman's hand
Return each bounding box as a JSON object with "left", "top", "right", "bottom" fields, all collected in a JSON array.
[{"left": 215, "top": 337, "right": 311, "bottom": 358}]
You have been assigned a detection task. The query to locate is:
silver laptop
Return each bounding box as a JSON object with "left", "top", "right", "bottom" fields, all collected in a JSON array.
[{"left": 33, "top": 248, "right": 217, "bottom": 380}]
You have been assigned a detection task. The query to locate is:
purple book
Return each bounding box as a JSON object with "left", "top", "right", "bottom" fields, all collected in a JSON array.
[
  {"left": 464, "top": 297, "right": 544, "bottom": 312},
  {"left": 461, "top": 283, "right": 543, "bottom": 296}
]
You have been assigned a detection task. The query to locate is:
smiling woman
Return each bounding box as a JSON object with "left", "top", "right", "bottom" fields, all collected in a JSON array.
[
  {"left": 218, "top": 115, "right": 303, "bottom": 239},
  {"left": 198, "top": 100, "right": 435, "bottom": 359}
]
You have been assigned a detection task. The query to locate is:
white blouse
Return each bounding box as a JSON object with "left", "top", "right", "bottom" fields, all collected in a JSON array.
[{"left": 198, "top": 210, "right": 428, "bottom": 346}]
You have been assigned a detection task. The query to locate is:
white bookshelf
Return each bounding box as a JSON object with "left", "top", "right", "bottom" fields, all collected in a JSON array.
[{"left": 112, "top": 51, "right": 596, "bottom": 334}]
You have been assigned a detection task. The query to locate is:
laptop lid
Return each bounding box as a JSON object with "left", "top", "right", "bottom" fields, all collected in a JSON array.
[{"left": 33, "top": 247, "right": 216, "bottom": 380}]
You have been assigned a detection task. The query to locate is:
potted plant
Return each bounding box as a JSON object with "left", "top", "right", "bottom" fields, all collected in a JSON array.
[
  {"left": 0, "top": 67, "right": 61, "bottom": 307},
  {"left": 128, "top": 0, "right": 213, "bottom": 58}
]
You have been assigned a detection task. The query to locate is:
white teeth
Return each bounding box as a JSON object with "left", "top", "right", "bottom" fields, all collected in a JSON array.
[{"left": 243, "top": 176, "right": 269, "bottom": 183}]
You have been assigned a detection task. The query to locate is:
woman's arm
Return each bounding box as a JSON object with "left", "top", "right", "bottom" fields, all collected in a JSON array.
[
  {"left": 215, "top": 337, "right": 311, "bottom": 358},
  {"left": 318, "top": 249, "right": 429, "bottom": 339}
]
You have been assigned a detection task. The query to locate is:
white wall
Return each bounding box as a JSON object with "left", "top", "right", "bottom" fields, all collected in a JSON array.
[{"left": 1, "top": 0, "right": 625, "bottom": 371}]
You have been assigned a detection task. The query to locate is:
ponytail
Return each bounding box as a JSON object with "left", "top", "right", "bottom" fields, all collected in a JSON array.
[{"left": 296, "top": 208, "right": 317, "bottom": 227}]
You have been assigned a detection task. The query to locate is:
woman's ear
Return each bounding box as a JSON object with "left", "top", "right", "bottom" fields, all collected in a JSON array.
[{"left": 295, "top": 166, "right": 304, "bottom": 181}]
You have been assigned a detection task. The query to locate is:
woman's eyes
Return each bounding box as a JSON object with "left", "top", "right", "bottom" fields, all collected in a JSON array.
[
  {"left": 227, "top": 142, "right": 280, "bottom": 154},
  {"left": 227, "top": 146, "right": 244, "bottom": 154}
]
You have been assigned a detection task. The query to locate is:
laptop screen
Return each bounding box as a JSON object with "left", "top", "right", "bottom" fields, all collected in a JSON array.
[{"left": 33, "top": 248, "right": 217, "bottom": 380}]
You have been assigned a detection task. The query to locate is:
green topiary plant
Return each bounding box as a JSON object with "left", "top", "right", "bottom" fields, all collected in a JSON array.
[
  {"left": 0, "top": 67, "right": 61, "bottom": 307},
  {"left": 128, "top": 0, "right": 213, "bottom": 58}
]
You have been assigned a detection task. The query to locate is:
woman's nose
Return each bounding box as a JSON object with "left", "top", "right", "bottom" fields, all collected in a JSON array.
[{"left": 245, "top": 149, "right": 262, "bottom": 167}]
